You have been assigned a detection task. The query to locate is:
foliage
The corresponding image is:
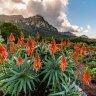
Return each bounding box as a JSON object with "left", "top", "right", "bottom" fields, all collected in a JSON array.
[
  {"left": 83, "top": 50, "right": 96, "bottom": 80},
  {"left": 89, "top": 68, "right": 96, "bottom": 79},
  {"left": 0, "top": 31, "right": 4, "bottom": 43},
  {"left": 41, "top": 52, "right": 76, "bottom": 92},
  {"left": 0, "top": 22, "right": 21, "bottom": 41},
  {"left": 70, "top": 37, "right": 96, "bottom": 45},
  {"left": 0, "top": 54, "right": 38, "bottom": 96},
  {"left": 49, "top": 79, "right": 80, "bottom": 96}
]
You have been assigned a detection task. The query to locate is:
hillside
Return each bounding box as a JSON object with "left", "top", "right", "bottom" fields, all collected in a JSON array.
[
  {"left": 0, "top": 15, "right": 78, "bottom": 38},
  {"left": 0, "top": 15, "right": 60, "bottom": 37}
]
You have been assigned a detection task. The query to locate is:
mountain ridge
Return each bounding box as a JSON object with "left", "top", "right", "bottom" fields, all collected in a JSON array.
[{"left": 0, "top": 14, "right": 76, "bottom": 38}]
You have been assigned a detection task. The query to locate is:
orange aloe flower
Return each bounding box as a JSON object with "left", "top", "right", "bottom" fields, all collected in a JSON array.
[
  {"left": 33, "top": 55, "right": 42, "bottom": 72},
  {"left": 83, "top": 71, "right": 91, "bottom": 85},
  {"left": 36, "top": 33, "right": 40, "bottom": 39},
  {"left": 80, "top": 46, "right": 86, "bottom": 56},
  {"left": 9, "top": 33, "right": 15, "bottom": 42},
  {"left": 67, "top": 39, "right": 71, "bottom": 46},
  {"left": 17, "top": 39, "right": 23, "bottom": 47},
  {"left": 27, "top": 47, "right": 35, "bottom": 56},
  {"left": 0, "top": 44, "right": 8, "bottom": 63},
  {"left": 27, "top": 47, "right": 31, "bottom": 56},
  {"left": 57, "top": 44, "right": 62, "bottom": 51},
  {"left": 74, "top": 44, "right": 80, "bottom": 51},
  {"left": 60, "top": 56, "right": 67, "bottom": 72},
  {"left": 72, "top": 51, "right": 78, "bottom": 59},
  {"left": 20, "top": 33, "right": 24, "bottom": 41},
  {"left": 61, "top": 40, "right": 66, "bottom": 47},
  {"left": 16, "top": 57, "right": 24, "bottom": 65},
  {"left": 9, "top": 42, "right": 16, "bottom": 53},
  {"left": 26, "top": 37, "right": 36, "bottom": 56},
  {"left": 50, "top": 37, "right": 57, "bottom": 55},
  {"left": 27, "top": 38, "right": 36, "bottom": 48}
]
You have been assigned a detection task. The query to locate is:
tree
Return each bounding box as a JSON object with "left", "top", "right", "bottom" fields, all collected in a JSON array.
[
  {"left": 0, "top": 31, "right": 4, "bottom": 43},
  {"left": 0, "top": 22, "right": 21, "bottom": 41}
]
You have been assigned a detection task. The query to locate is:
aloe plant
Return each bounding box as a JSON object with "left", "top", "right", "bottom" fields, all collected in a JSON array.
[
  {"left": 41, "top": 51, "right": 77, "bottom": 93},
  {"left": 49, "top": 78, "right": 80, "bottom": 96},
  {"left": 0, "top": 55, "right": 39, "bottom": 96}
]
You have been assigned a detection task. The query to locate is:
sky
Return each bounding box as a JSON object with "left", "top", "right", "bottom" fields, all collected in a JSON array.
[
  {"left": 68, "top": 0, "right": 96, "bottom": 38},
  {"left": 0, "top": 0, "right": 96, "bottom": 38}
]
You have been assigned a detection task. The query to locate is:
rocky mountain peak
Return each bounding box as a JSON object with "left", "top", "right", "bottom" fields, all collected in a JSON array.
[
  {"left": 0, "top": 14, "right": 59, "bottom": 37},
  {"left": 32, "top": 15, "right": 44, "bottom": 21}
]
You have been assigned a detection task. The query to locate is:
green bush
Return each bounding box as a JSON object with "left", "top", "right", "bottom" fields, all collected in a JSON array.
[
  {"left": 0, "top": 22, "right": 21, "bottom": 41},
  {"left": 0, "top": 31, "right": 4, "bottom": 43}
]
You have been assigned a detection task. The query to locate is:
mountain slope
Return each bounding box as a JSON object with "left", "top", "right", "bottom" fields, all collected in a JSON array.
[
  {"left": 0, "top": 15, "right": 77, "bottom": 38},
  {"left": 0, "top": 15, "right": 60, "bottom": 37}
]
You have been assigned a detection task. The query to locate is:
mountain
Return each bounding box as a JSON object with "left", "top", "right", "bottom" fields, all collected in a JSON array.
[
  {"left": 0, "top": 15, "right": 77, "bottom": 38},
  {"left": 80, "top": 35, "right": 88, "bottom": 38},
  {"left": 59, "top": 32, "right": 76, "bottom": 37},
  {"left": 0, "top": 15, "right": 60, "bottom": 37}
]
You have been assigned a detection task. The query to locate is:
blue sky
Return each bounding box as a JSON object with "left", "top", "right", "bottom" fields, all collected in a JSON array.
[{"left": 68, "top": 0, "right": 96, "bottom": 38}]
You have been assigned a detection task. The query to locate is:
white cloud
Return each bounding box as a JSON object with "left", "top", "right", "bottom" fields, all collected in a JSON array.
[
  {"left": 83, "top": 25, "right": 91, "bottom": 33},
  {"left": 0, "top": 0, "right": 91, "bottom": 33},
  {"left": 87, "top": 25, "right": 91, "bottom": 30}
]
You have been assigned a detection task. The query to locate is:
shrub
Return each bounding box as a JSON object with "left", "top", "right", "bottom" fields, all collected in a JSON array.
[
  {"left": 0, "top": 31, "right": 4, "bottom": 43},
  {"left": 0, "top": 22, "right": 21, "bottom": 41}
]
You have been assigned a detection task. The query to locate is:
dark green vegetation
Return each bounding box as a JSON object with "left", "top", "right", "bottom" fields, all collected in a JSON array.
[
  {"left": 70, "top": 37, "right": 96, "bottom": 45},
  {"left": 83, "top": 53, "right": 96, "bottom": 80},
  {"left": 0, "top": 22, "right": 21, "bottom": 41}
]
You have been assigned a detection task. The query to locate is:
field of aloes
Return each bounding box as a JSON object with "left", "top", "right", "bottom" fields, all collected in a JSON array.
[{"left": 0, "top": 33, "right": 95, "bottom": 96}]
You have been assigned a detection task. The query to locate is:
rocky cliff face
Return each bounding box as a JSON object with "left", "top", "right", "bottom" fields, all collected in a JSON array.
[
  {"left": 0, "top": 15, "right": 59, "bottom": 37},
  {"left": 0, "top": 15, "right": 77, "bottom": 38}
]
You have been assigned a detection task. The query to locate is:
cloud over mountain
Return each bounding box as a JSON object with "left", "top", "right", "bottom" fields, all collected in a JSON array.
[
  {"left": 0, "top": 0, "right": 90, "bottom": 33},
  {"left": 12, "top": 0, "right": 25, "bottom": 3}
]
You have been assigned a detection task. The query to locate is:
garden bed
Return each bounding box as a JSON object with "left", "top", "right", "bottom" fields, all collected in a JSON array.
[
  {"left": 0, "top": 33, "right": 96, "bottom": 96},
  {"left": 75, "top": 64, "right": 96, "bottom": 96}
]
